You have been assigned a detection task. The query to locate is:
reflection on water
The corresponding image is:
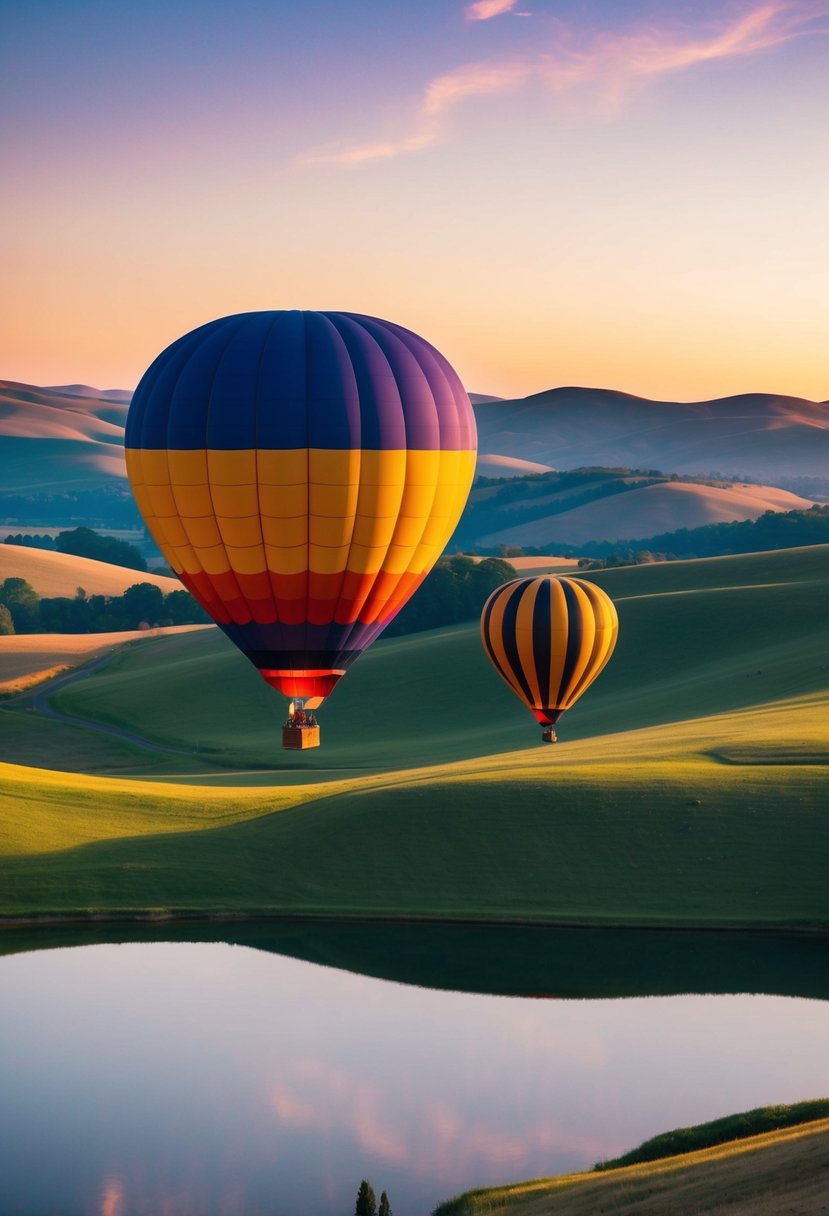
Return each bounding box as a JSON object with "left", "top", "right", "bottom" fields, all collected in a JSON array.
[{"left": 0, "top": 939, "right": 828, "bottom": 1215}]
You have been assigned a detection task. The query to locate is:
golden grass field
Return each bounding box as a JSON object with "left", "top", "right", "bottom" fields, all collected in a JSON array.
[
  {"left": 434, "top": 1119, "right": 829, "bottom": 1215},
  {"left": 0, "top": 543, "right": 180, "bottom": 597}
]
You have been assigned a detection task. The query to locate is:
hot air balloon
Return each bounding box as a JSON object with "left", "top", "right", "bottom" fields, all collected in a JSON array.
[
  {"left": 125, "top": 311, "right": 477, "bottom": 748},
  {"left": 480, "top": 575, "right": 618, "bottom": 743}
]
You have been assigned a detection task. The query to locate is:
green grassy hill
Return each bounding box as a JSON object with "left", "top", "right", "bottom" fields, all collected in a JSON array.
[
  {"left": 0, "top": 546, "right": 826, "bottom": 927},
  {"left": 46, "top": 544, "right": 829, "bottom": 772}
]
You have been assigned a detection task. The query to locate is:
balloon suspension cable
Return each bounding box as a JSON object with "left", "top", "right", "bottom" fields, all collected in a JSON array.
[{"left": 282, "top": 698, "right": 321, "bottom": 750}]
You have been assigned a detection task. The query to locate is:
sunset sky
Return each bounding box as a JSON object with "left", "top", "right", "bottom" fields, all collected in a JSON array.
[{"left": 2, "top": 0, "right": 827, "bottom": 400}]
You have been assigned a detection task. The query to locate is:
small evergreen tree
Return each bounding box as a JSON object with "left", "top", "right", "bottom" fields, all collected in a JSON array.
[
  {"left": 355, "top": 1180, "right": 377, "bottom": 1216},
  {"left": 0, "top": 603, "right": 14, "bottom": 634},
  {"left": 378, "top": 1191, "right": 392, "bottom": 1216}
]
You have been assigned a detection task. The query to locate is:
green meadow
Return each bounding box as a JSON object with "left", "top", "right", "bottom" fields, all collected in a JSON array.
[{"left": 0, "top": 545, "right": 826, "bottom": 925}]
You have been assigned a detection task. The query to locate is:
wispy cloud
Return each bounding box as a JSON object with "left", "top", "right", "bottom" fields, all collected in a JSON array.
[
  {"left": 300, "top": 2, "right": 827, "bottom": 166},
  {"left": 302, "top": 60, "right": 530, "bottom": 166},
  {"left": 465, "top": 0, "right": 528, "bottom": 20},
  {"left": 541, "top": 0, "right": 828, "bottom": 106}
]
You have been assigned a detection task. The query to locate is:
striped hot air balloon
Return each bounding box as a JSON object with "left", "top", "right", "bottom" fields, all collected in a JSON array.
[
  {"left": 480, "top": 575, "right": 618, "bottom": 742},
  {"left": 125, "top": 311, "right": 477, "bottom": 743}
]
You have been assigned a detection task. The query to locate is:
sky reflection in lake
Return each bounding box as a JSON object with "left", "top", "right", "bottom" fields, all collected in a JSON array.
[{"left": 1, "top": 941, "right": 828, "bottom": 1215}]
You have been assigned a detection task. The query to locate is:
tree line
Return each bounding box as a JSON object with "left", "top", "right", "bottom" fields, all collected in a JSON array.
[
  {"left": 0, "top": 578, "right": 208, "bottom": 635},
  {"left": 4, "top": 526, "right": 148, "bottom": 571},
  {"left": 475, "top": 504, "right": 829, "bottom": 565},
  {"left": 0, "top": 556, "right": 515, "bottom": 638},
  {"left": 383, "top": 555, "right": 516, "bottom": 637}
]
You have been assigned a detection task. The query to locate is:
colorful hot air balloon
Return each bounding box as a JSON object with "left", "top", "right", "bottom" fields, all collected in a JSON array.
[
  {"left": 125, "top": 311, "right": 477, "bottom": 746},
  {"left": 480, "top": 575, "right": 618, "bottom": 742}
]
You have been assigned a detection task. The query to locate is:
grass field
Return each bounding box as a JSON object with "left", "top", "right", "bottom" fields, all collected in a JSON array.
[
  {"left": 0, "top": 546, "right": 826, "bottom": 925},
  {"left": 432, "top": 1117, "right": 829, "bottom": 1216}
]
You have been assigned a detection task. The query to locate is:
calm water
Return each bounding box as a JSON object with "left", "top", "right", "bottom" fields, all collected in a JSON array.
[{"left": 1, "top": 937, "right": 828, "bottom": 1216}]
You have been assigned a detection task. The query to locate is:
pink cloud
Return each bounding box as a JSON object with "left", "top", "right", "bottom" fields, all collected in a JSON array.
[
  {"left": 99, "top": 1177, "right": 124, "bottom": 1216},
  {"left": 301, "top": 2, "right": 827, "bottom": 165},
  {"left": 465, "top": 0, "right": 528, "bottom": 20}
]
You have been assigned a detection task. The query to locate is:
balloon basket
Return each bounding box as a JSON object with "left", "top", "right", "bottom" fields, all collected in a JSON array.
[
  {"left": 282, "top": 725, "right": 321, "bottom": 750},
  {"left": 541, "top": 725, "right": 557, "bottom": 744}
]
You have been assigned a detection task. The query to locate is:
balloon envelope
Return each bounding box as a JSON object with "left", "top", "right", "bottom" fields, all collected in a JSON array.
[
  {"left": 480, "top": 575, "right": 618, "bottom": 728},
  {"left": 126, "top": 311, "right": 477, "bottom": 700}
]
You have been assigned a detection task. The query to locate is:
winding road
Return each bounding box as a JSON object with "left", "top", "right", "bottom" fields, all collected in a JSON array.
[{"left": 6, "top": 645, "right": 192, "bottom": 757}]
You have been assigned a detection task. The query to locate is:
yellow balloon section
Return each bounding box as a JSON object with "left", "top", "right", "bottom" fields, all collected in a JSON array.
[{"left": 480, "top": 575, "right": 618, "bottom": 728}]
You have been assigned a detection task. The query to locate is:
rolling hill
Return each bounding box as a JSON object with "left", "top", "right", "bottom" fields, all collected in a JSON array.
[
  {"left": 474, "top": 388, "right": 829, "bottom": 481},
  {"left": 476, "top": 453, "right": 555, "bottom": 479},
  {"left": 0, "top": 546, "right": 826, "bottom": 929},
  {"left": 0, "top": 545, "right": 180, "bottom": 599},
  {"left": 3, "top": 379, "right": 827, "bottom": 511},
  {"left": 0, "top": 380, "right": 128, "bottom": 492},
  {"left": 457, "top": 469, "right": 813, "bottom": 549}
]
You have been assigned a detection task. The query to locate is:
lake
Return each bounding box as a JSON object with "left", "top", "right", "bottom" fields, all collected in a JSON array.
[{"left": 1, "top": 924, "right": 828, "bottom": 1215}]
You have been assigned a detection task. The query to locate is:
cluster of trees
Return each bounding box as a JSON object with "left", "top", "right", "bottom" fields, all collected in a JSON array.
[
  {"left": 355, "top": 1180, "right": 392, "bottom": 1216},
  {"left": 0, "top": 577, "right": 207, "bottom": 635},
  {"left": 595, "top": 504, "right": 829, "bottom": 560},
  {"left": 384, "top": 555, "right": 515, "bottom": 637},
  {"left": 4, "top": 526, "right": 147, "bottom": 571}
]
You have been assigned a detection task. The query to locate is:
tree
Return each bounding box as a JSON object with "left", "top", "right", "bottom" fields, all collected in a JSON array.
[
  {"left": 0, "top": 577, "right": 40, "bottom": 633},
  {"left": 378, "top": 1191, "right": 392, "bottom": 1216},
  {"left": 355, "top": 1180, "right": 377, "bottom": 1216},
  {"left": 0, "top": 604, "right": 14, "bottom": 635},
  {"left": 56, "top": 526, "right": 147, "bottom": 572},
  {"left": 164, "top": 589, "right": 209, "bottom": 625},
  {"left": 122, "top": 583, "right": 164, "bottom": 628}
]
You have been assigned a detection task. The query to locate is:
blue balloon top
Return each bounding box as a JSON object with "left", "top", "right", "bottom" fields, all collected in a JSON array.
[{"left": 126, "top": 310, "right": 476, "bottom": 452}]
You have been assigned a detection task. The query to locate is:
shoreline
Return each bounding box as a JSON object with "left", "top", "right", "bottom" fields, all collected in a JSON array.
[{"left": 2, "top": 908, "right": 828, "bottom": 934}]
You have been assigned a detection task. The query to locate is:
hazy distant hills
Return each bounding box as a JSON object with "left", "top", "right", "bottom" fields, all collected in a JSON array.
[
  {"left": 0, "top": 379, "right": 824, "bottom": 546},
  {"left": 473, "top": 387, "right": 829, "bottom": 481},
  {"left": 0, "top": 381, "right": 128, "bottom": 491}
]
